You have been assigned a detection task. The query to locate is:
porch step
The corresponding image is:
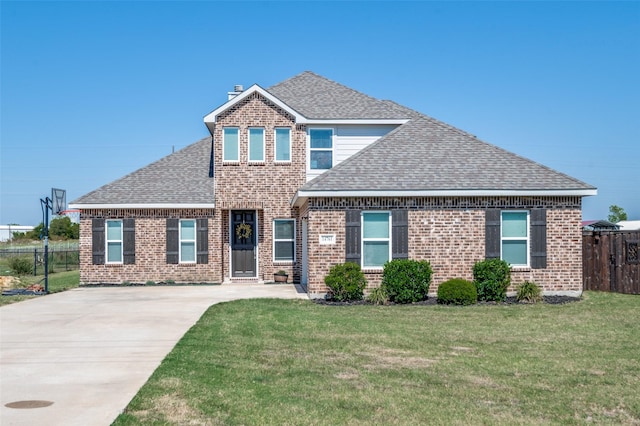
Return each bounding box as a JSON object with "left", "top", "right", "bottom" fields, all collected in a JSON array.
[{"left": 224, "top": 278, "right": 264, "bottom": 285}]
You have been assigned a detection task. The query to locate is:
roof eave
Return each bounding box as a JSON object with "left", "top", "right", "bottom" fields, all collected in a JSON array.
[
  {"left": 292, "top": 188, "right": 598, "bottom": 207},
  {"left": 69, "top": 203, "right": 216, "bottom": 210}
]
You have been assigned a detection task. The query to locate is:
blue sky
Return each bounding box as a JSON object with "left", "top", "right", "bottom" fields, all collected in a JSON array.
[{"left": 1, "top": 1, "right": 639, "bottom": 226}]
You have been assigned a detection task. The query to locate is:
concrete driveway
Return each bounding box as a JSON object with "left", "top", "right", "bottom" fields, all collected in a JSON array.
[{"left": 0, "top": 285, "right": 307, "bottom": 426}]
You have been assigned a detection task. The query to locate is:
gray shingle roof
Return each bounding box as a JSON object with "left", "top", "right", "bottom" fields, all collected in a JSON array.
[
  {"left": 71, "top": 137, "right": 214, "bottom": 205},
  {"left": 268, "top": 71, "right": 411, "bottom": 120},
  {"left": 300, "top": 115, "right": 596, "bottom": 192}
]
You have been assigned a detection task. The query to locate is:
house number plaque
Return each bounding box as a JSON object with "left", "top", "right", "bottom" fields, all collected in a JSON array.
[{"left": 319, "top": 234, "right": 336, "bottom": 245}]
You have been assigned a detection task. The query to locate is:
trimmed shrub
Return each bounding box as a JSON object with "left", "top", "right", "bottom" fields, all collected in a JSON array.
[
  {"left": 367, "top": 286, "right": 389, "bottom": 305},
  {"left": 324, "top": 262, "right": 367, "bottom": 302},
  {"left": 381, "top": 259, "right": 432, "bottom": 304},
  {"left": 473, "top": 258, "right": 511, "bottom": 302},
  {"left": 516, "top": 281, "right": 542, "bottom": 303},
  {"left": 8, "top": 256, "right": 33, "bottom": 275},
  {"left": 437, "top": 278, "right": 477, "bottom": 305}
]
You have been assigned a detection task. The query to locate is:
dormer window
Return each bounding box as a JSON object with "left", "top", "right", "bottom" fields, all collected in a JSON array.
[{"left": 309, "top": 129, "right": 333, "bottom": 169}]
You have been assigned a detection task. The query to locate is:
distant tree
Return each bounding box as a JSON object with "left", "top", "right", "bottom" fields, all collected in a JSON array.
[
  {"left": 49, "top": 216, "right": 79, "bottom": 239},
  {"left": 608, "top": 205, "right": 628, "bottom": 223}
]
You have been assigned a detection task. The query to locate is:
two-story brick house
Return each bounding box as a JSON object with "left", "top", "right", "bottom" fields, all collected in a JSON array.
[{"left": 70, "top": 71, "right": 596, "bottom": 297}]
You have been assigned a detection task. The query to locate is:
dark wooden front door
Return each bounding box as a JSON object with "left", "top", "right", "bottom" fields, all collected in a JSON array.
[{"left": 231, "top": 211, "right": 256, "bottom": 277}]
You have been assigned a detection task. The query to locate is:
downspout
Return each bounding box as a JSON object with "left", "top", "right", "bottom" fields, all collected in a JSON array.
[{"left": 206, "top": 123, "right": 223, "bottom": 282}]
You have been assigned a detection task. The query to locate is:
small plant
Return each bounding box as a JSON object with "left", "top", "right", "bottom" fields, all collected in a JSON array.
[
  {"left": 122, "top": 280, "right": 131, "bottom": 286},
  {"left": 437, "top": 278, "right": 477, "bottom": 305},
  {"left": 8, "top": 256, "right": 33, "bottom": 275},
  {"left": 381, "top": 259, "right": 432, "bottom": 304},
  {"left": 145, "top": 280, "right": 155, "bottom": 286},
  {"left": 324, "top": 262, "right": 367, "bottom": 302},
  {"left": 516, "top": 281, "right": 542, "bottom": 303},
  {"left": 473, "top": 258, "right": 511, "bottom": 302},
  {"left": 275, "top": 270, "right": 287, "bottom": 276},
  {"left": 165, "top": 279, "right": 175, "bottom": 285},
  {"left": 367, "top": 286, "right": 389, "bottom": 305}
]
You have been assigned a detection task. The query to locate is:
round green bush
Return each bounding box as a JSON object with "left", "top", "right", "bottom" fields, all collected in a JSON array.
[
  {"left": 437, "top": 278, "right": 477, "bottom": 305},
  {"left": 324, "top": 262, "right": 367, "bottom": 302},
  {"left": 381, "top": 259, "right": 432, "bottom": 304},
  {"left": 8, "top": 256, "right": 33, "bottom": 275},
  {"left": 473, "top": 258, "right": 511, "bottom": 302}
]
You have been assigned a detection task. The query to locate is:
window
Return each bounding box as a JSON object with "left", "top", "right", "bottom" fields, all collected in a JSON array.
[
  {"left": 362, "top": 212, "right": 391, "bottom": 268},
  {"left": 249, "top": 128, "right": 264, "bottom": 162},
  {"left": 274, "top": 219, "right": 295, "bottom": 261},
  {"left": 223, "top": 128, "right": 239, "bottom": 162},
  {"left": 275, "top": 128, "right": 291, "bottom": 162},
  {"left": 179, "top": 220, "right": 196, "bottom": 263},
  {"left": 501, "top": 211, "right": 529, "bottom": 267},
  {"left": 106, "top": 220, "right": 123, "bottom": 263},
  {"left": 309, "top": 129, "right": 332, "bottom": 169}
]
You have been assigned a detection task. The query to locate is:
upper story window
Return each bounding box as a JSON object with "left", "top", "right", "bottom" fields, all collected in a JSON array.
[
  {"left": 223, "top": 128, "right": 239, "bottom": 162},
  {"left": 275, "top": 128, "right": 291, "bottom": 162},
  {"left": 106, "top": 220, "right": 123, "bottom": 264},
  {"left": 248, "top": 128, "right": 265, "bottom": 162},
  {"left": 309, "top": 129, "right": 333, "bottom": 169},
  {"left": 362, "top": 211, "right": 391, "bottom": 268},
  {"left": 501, "top": 211, "right": 529, "bottom": 267},
  {"left": 179, "top": 219, "right": 196, "bottom": 263}
]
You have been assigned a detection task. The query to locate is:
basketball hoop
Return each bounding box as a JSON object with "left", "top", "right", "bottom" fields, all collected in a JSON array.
[{"left": 52, "top": 188, "right": 66, "bottom": 215}]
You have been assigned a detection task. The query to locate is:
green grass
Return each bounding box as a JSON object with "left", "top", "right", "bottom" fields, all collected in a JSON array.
[
  {"left": 114, "top": 292, "right": 640, "bottom": 425},
  {"left": 0, "top": 270, "right": 79, "bottom": 306}
]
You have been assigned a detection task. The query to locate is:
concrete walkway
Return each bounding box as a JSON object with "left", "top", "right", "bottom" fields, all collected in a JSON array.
[{"left": 0, "top": 285, "right": 307, "bottom": 426}]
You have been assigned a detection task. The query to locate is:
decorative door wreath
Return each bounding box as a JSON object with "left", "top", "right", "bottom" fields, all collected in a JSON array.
[{"left": 235, "top": 222, "right": 252, "bottom": 240}]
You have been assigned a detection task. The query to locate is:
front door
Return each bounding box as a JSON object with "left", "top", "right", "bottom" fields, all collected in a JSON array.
[{"left": 231, "top": 211, "right": 256, "bottom": 277}]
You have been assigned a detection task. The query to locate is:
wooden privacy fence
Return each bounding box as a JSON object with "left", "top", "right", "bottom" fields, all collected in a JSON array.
[{"left": 583, "top": 230, "right": 640, "bottom": 294}]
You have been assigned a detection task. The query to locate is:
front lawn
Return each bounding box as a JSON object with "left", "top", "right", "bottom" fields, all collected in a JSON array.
[{"left": 115, "top": 292, "right": 639, "bottom": 425}]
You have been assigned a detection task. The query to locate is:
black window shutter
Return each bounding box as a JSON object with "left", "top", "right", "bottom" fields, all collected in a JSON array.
[
  {"left": 92, "top": 218, "right": 105, "bottom": 265},
  {"left": 123, "top": 218, "right": 135, "bottom": 265},
  {"left": 166, "top": 218, "right": 179, "bottom": 264},
  {"left": 345, "top": 210, "right": 361, "bottom": 266},
  {"left": 392, "top": 210, "right": 409, "bottom": 259},
  {"left": 196, "top": 218, "right": 209, "bottom": 264},
  {"left": 485, "top": 209, "right": 501, "bottom": 259},
  {"left": 530, "top": 209, "right": 547, "bottom": 269}
]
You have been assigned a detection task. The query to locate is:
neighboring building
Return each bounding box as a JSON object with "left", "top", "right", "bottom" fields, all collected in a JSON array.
[
  {"left": 0, "top": 225, "right": 35, "bottom": 242},
  {"left": 617, "top": 220, "right": 640, "bottom": 231},
  {"left": 582, "top": 220, "right": 620, "bottom": 231},
  {"left": 70, "top": 71, "right": 597, "bottom": 296}
]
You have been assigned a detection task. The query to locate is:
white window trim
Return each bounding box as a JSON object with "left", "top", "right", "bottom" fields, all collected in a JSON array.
[
  {"left": 308, "top": 128, "right": 333, "bottom": 170},
  {"left": 500, "top": 210, "right": 530, "bottom": 268},
  {"left": 248, "top": 127, "right": 265, "bottom": 163},
  {"left": 273, "top": 219, "right": 296, "bottom": 262},
  {"left": 274, "top": 127, "right": 291, "bottom": 163},
  {"left": 105, "top": 219, "right": 123, "bottom": 264},
  {"left": 223, "top": 127, "right": 239, "bottom": 163},
  {"left": 179, "top": 219, "right": 196, "bottom": 264},
  {"left": 361, "top": 211, "right": 392, "bottom": 269}
]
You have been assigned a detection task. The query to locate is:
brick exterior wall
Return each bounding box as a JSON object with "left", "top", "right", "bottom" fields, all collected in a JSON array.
[
  {"left": 213, "top": 92, "right": 306, "bottom": 282},
  {"left": 304, "top": 197, "right": 583, "bottom": 297},
  {"left": 78, "top": 210, "right": 222, "bottom": 284}
]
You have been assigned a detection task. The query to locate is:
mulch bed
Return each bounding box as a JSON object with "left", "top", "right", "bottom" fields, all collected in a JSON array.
[{"left": 314, "top": 295, "right": 580, "bottom": 306}]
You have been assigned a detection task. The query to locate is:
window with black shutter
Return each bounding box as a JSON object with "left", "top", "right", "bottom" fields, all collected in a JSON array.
[
  {"left": 530, "top": 209, "right": 547, "bottom": 269},
  {"left": 92, "top": 218, "right": 105, "bottom": 265},
  {"left": 345, "top": 210, "right": 361, "bottom": 265},
  {"left": 196, "top": 218, "right": 209, "bottom": 264},
  {"left": 485, "top": 209, "right": 501, "bottom": 259},
  {"left": 166, "top": 218, "right": 179, "bottom": 264},
  {"left": 123, "top": 218, "right": 135, "bottom": 265},
  {"left": 392, "top": 210, "right": 408, "bottom": 260}
]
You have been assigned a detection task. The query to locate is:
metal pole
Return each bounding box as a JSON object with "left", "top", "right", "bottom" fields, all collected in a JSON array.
[{"left": 44, "top": 198, "right": 49, "bottom": 293}]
